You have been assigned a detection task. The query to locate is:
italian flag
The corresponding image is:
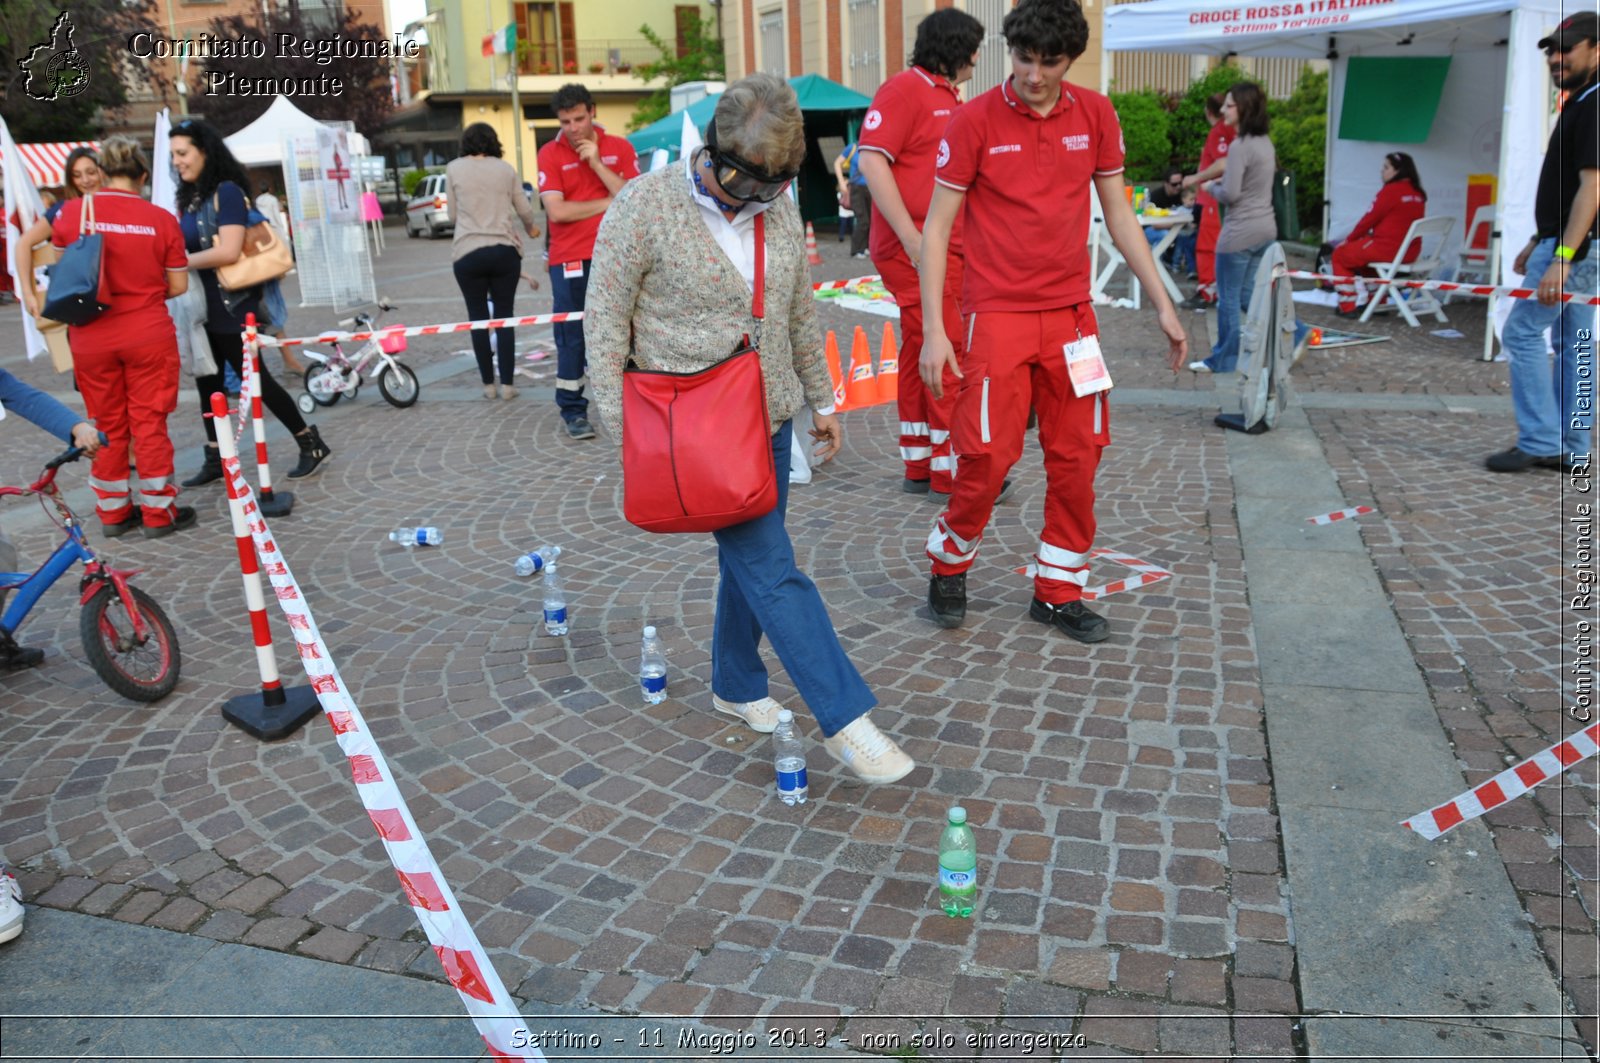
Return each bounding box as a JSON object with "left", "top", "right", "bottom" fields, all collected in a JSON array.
[{"left": 481, "top": 24, "right": 515, "bottom": 57}]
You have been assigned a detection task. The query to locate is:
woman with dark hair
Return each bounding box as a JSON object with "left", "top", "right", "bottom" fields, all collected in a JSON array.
[
  {"left": 447, "top": 122, "right": 540, "bottom": 399},
  {"left": 169, "top": 118, "right": 330, "bottom": 484},
  {"left": 1191, "top": 82, "right": 1279, "bottom": 374},
  {"left": 1331, "top": 151, "right": 1428, "bottom": 315},
  {"left": 49, "top": 136, "right": 194, "bottom": 538},
  {"left": 586, "top": 74, "right": 915, "bottom": 786},
  {"left": 857, "top": 6, "right": 986, "bottom": 498},
  {"left": 13, "top": 148, "right": 102, "bottom": 312},
  {"left": 1181, "top": 93, "right": 1233, "bottom": 307}
]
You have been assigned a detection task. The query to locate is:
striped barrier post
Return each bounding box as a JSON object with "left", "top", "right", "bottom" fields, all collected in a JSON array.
[
  {"left": 243, "top": 315, "right": 294, "bottom": 518},
  {"left": 211, "top": 392, "right": 320, "bottom": 740},
  {"left": 217, "top": 445, "right": 543, "bottom": 1061}
]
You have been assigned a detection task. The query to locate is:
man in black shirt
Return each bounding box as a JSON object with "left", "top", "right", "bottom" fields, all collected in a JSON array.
[{"left": 1488, "top": 11, "right": 1600, "bottom": 472}]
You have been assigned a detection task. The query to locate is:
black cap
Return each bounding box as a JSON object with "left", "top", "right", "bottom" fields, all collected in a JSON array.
[{"left": 1538, "top": 10, "right": 1599, "bottom": 50}]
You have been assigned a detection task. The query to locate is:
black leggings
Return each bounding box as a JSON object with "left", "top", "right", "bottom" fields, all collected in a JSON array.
[
  {"left": 196, "top": 327, "right": 307, "bottom": 443},
  {"left": 453, "top": 244, "right": 521, "bottom": 385}
]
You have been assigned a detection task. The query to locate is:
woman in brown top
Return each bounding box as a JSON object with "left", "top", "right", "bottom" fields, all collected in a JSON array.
[{"left": 446, "top": 123, "right": 540, "bottom": 399}]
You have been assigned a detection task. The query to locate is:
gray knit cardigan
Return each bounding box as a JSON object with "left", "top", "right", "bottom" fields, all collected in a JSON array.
[{"left": 583, "top": 162, "right": 834, "bottom": 440}]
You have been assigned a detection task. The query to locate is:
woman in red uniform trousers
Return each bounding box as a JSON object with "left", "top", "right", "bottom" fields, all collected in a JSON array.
[
  {"left": 1331, "top": 152, "right": 1427, "bottom": 316},
  {"left": 48, "top": 136, "right": 194, "bottom": 537},
  {"left": 1183, "top": 94, "right": 1233, "bottom": 308}
]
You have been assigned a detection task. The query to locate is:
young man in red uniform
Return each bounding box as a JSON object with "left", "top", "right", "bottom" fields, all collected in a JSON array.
[
  {"left": 919, "top": 0, "right": 1186, "bottom": 643},
  {"left": 857, "top": 7, "right": 985, "bottom": 498},
  {"left": 538, "top": 83, "right": 639, "bottom": 440},
  {"left": 1183, "top": 94, "right": 1234, "bottom": 308}
]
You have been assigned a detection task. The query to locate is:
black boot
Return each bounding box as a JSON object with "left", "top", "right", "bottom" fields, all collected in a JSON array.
[
  {"left": 286, "top": 425, "right": 330, "bottom": 480},
  {"left": 181, "top": 446, "right": 224, "bottom": 487}
]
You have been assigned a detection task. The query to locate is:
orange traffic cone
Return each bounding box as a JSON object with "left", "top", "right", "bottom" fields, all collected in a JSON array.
[
  {"left": 824, "top": 330, "right": 848, "bottom": 411},
  {"left": 805, "top": 222, "right": 823, "bottom": 266},
  {"left": 842, "top": 326, "right": 876, "bottom": 410},
  {"left": 873, "top": 322, "right": 900, "bottom": 407}
]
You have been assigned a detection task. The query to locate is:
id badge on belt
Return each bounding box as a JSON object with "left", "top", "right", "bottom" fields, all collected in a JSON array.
[
  {"left": 1064, "top": 335, "right": 1113, "bottom": 397},
  {"left": 563, "top": 261, "right": 585, "bottom": 279}
]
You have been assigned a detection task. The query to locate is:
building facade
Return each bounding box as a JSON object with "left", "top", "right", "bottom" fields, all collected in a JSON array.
[{"left": 382, "top": 0, "right": 717, "bottom": 178}]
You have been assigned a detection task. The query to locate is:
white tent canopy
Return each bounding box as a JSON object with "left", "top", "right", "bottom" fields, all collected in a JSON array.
[
  {"left": 1104, "top": 0, "right": 1564, "bottom": 301},
  {"left": 223, "top": 95, "right": 370, "bottom": 167}
]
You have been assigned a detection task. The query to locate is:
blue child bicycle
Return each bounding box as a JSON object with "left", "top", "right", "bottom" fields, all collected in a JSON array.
[{"left": 0, "top": 442, "right": 180, "bottom": 701}]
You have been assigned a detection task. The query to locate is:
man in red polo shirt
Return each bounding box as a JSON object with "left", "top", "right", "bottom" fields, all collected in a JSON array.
[
  {"left": 858, "top": 7, "right": 985, "bottom": 499},
  {"left": 1183, "top": 94, "right": 1234, "bottom": 307},
  {"left": 538, "top": 83, "right": 639, "bottom": 440},
  {"left": 919, "top": 0, "right": 1186, "bottom": 643}
]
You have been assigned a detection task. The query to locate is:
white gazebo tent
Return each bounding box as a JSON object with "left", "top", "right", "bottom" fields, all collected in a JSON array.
[
  {"left": 223, "top": 94, "right": 370, "bottom": 166},
  {"left": 1103, "top": 0, "right": 1565, "bottom": 352}
]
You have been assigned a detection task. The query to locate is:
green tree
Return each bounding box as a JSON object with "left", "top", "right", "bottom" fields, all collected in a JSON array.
[
  {"left": 1268, "top": 66, "right": 1328, "bottom": 237},
  {"left": 1109, "top": 89, "right": 1173, "bottom": 180},
  {"left": 627, "top": 17, "right": 725, "bottom": 131},
  {"left": 1169, "top": 62, "right": 1251, "bottom": 167},
  {"left": 0, "top": 0, "right": 168, "bottom": 141}
]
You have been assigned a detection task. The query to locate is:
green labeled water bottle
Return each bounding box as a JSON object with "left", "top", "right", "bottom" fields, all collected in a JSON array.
[{"left": 938, "top": 806, "right": 977, "bottom": 918}]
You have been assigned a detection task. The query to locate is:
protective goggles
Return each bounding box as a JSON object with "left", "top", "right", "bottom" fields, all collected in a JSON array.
[{"left": 704, "top": 122, "right": 798, "bottom": 203}]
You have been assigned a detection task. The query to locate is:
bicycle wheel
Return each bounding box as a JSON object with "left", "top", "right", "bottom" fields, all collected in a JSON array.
[
  {"left": 302, "top": 364, "right": 344, "bottom": 407},
  {"left": 79, "top": 584, "right": 181, "bottom": 702},
  {"left": 378, "top": 362, "right": 420, "bottom": 408}
]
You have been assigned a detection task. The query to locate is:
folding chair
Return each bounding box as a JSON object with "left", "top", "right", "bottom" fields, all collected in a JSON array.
[
  {"left": 1443, "top": 205, "right": 1494, "bottom": 304},
  {"left": 1360, "top": 215, "right": 1455, "bottom": 326}
]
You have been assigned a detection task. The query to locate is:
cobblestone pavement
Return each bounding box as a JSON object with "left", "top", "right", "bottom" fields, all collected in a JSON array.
[{"left": 0, "top": 223, "right": 1592, "bottom": 1059}]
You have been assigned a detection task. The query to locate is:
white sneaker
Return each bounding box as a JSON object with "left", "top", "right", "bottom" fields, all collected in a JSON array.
[
  {"left": 712, "top": 694, "right": 782, "bottom": 733},
  {"left": 1188, "top": 361, "right": 1213, "bottom": 373},
  {"left": 0, "top": 870, "right": 24, "bottom": 944},
  {"left": 824, "top": 715, "right": 915, "bottom": 784}
]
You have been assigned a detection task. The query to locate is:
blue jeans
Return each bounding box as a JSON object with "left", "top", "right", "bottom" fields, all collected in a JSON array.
[
  {"left": 1503, "top": 239, "right": 1599, "bottom": 459},
  {"left": 549, "top": 260, "right": 590, "bottom": 422},
  {"left": 711, "top": 421, "right": 875, "bottom": 738},
  {"left": 1145, "top": 227, "right": 1196, "bottom": 275},
  {"left": 1208, "top": 240, "right": 1274, "bottom": 372}
]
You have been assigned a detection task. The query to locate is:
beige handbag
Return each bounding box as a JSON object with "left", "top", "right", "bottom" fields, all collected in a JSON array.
[
  {"left": 27, "top": 243, "right": 75, "bottom": 374},
  {"left": 213, "top": 193, "right": 294, "bottom": 291}
]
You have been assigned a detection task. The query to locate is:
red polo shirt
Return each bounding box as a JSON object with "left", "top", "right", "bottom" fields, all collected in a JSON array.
[
  {"left": 935, "top": 78, "right": 1125, "bottom": 313},
  {"left": 536, "top": 127, "right": 639, "bottom": 263},
  {"left": 51, "top": 190, "right": 186, "bottom": 356},
  {"left": 1196, "top": 121, "right": 1235, "bottom": 210},
  {"left": 858, "top": 65, "right": 965, "bottom": 257}
]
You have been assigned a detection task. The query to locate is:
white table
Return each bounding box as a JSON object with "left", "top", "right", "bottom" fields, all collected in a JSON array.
[{"left": 1091, "top": 209, "right": 1194, "bottom": 309}]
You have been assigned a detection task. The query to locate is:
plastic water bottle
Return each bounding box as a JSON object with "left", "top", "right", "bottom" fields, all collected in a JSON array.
[
  {"left": 389, "top": 527, "right": 440, "bottom": 547},
  {"left": 542, "top": 563, "right": 568, "bottom": 636},
  {"left": 938, "top": 806, "right": 978, "bottom": 918},
  {"left": 639, "top": 625, "right": 667, "bottom": 704},
  {"left": 513, "top": 544, "right": 562, "bottom": 577},
  {"left": 772, "top": 709, "right": 808, "bottom": 805}
]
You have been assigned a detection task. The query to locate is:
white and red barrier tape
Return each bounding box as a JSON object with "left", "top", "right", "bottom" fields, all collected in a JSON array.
[
  {"left": 1403, "top": 722, "right": 1600, "bottom": 840},
  {"left": 259, "top": 276, "right": 887, "bottom": 350},
  {"left": 1288, "top": 270, "right": 1600, "bottom": 307},
  {"left": 1015, "top": 548, "right": 1172, "bottom": 600},
  {"left": 218, "top": 454, "right": 541, "bottom": 1063},
  {"left": 1307, "top": 505, "right": 1376, "bottom": 525}
]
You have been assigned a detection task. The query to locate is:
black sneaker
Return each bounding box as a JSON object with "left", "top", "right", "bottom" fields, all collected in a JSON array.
[
  {"left": 994, "top": 479, "right": 1015, "bottom": 505},
  {"left": 101, "top": 511, "right": 143, "bottom": 538},
  {"left": 142, "top": 506, "right": 197, "bottom": 539},
  {"left": 928, "top": 574, "right": 967, "bottom": 629},
  {"left": 903, "top": 477, "right": 931, "bottom": 495},
  {"left": 1485, "top": 447, "right": 1563, "bottom": 473},
  {"left": 565, "top": 418, "right": 597, "bottom": 441},
  {"left": 0, "top": 631, "right": 43, "bottom": 671},
  {"left": 1030, "top": 597, "right": 1110, "bottom": 643}
]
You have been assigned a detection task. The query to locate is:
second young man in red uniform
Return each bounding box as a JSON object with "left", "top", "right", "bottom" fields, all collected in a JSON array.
[
  {"left": 919, "top": 0, "right": 1186, "bottom": 643},
  {"left": 537, "top": 84, "right": 639, "bottom": 440},
  {"left": 858, "top": 8, "right": 985, "bottom": 498}
]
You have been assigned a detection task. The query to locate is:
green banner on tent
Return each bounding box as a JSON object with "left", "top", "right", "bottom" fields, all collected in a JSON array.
[{"left": 1338, "top": 57, "right": 1452, "bottom": 142}]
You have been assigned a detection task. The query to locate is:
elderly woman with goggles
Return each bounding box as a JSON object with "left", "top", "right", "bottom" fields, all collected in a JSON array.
[{"left": 584, "top": 73, "right": 916, "bottom": 787}]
